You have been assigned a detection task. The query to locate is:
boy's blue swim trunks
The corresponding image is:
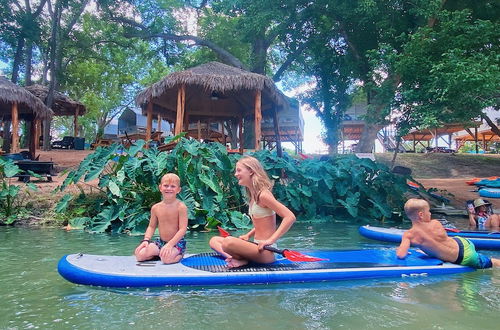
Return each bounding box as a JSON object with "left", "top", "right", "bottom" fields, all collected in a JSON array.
[
  {"left": 154, "top": 237, "right": 187, "bottom": 254},
  {"left": 453, "top": 237, "right": 492, "bottom": 269}
]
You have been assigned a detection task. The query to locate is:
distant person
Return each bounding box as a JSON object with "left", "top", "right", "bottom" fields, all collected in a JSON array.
[
  {"left": 467, "top": 198, "right": 500, "bottom": 229},
  {"left": 134, "top": 173, "right": 188, "bottom": 264},
  {"left": 209, "top": 155, "right": 296, "bottom": 268},
  {"left": 397, "top": 198, "right": 499, "bottom": 269}
]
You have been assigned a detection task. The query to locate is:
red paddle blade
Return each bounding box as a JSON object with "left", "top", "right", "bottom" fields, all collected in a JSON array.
[
  {"left": 282, "top": 249, "right": 328, "bottom": 262},
  {"left": 445, "top": 228, "right": 460, "bottom": 233},
  {"left": 217, "top": 226, "right": 231, "bottom": 237}
]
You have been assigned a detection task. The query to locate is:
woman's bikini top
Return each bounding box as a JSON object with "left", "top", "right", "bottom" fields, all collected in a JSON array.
[{"left": 249, "top": 202, "right": 275, "bottom": 218}]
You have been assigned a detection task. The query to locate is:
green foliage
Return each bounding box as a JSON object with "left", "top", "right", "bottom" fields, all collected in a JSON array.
[
  {"left": 0, "top": 157, "right": 37, "bottom": 224},
  {"left": 56, "top": 136, "right": 245, "bottom": 233},
  {"left": 395, "top": 9, "right": 500, "bottom": 131},
  {"left": 57, "top": 139, "right": 408, "bottom": 233},
  {"left": 251, "top": 151, "right": 408, "bottom": 221}
]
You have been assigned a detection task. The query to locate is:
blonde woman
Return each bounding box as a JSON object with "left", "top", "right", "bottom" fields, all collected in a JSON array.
[{"left": 209, "top": 156, "right": 296, "bottom": 268}]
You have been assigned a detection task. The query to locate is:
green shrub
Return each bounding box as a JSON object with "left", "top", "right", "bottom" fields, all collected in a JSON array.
[
  {"left": 0, "top": 158, "right": 38, "bottom": 224},
  {"left": 56, "top": 138, "right": 409, "bottom": 233}
]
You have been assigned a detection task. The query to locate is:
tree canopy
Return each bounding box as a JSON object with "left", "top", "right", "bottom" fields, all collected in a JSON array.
[{"left": 0, "top": 0, "right": 498, "bottom": 151}]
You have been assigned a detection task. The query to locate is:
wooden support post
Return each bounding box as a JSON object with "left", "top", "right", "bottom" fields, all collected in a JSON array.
[
  {"left": 157, "top": 114, "right": 162, "bottom": 132},
  {"left": 239, "top": 116, "right": 244, "bottom": 154},
  {"left": 474, "top": 127, "right": 478, "bottom": 154},
  {"left": 29, "top": 120, "right": 37, "bottom": 160},
  {"left": 146, "top": 102, "right": 153, "bottom": 148},
  {"left": 221, "top": 121, "right": 226, "bottom": 145},
  {"left": 74, "top": 106, "right": 79, "bottom": 137},
  {"left": 254, "top": 90, "right": 262, "bottom": 150},
  {"left": 272, "top": 107, "right": 282, "bottom": 157},
  {"left": 197, "top": 120, "right": 201, "bottom": 140},
  {"left": 11, "top": 102, "right": 19, "bottom": 153},
  {"left": 35, "top": 120, "right": 41, "bottom": 150},
  {"left": 434, "top": 128, "right": 438, "bottom": 150},
  {"left": 174, "top": 85, "right": 186, "bottom": 135}
]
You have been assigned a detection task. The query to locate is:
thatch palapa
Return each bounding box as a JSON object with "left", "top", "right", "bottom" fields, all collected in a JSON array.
[
  {"left": 25, "top": 84, "right": 86, "bottom": 116},
  {"left": 0, "top": 76, "right": 53, "bottom": 120},
  {"left": 135, "top": 61, "right": 289, "bottom": 121}
]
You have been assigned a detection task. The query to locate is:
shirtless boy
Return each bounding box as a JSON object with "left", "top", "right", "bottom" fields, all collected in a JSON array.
[
  {"left": 134, "top": 173, "right": 188, "bottom": 264},
  {"left": 396, "top": 198, "right": 499, "bottom": 269}
]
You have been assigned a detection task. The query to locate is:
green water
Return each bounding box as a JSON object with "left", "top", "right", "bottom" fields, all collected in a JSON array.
[{"left": 1, "top": 222, "right": 499, "bottom": 330}]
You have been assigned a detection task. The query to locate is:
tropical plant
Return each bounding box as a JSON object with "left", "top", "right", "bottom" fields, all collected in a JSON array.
[
  {"left": 251, "top": 150, "right": 408, "bottom": 221},
  {"left": 56, "top": 136, "right": 248, "bottom": 233},
  {"left": 56, "top": 138, "right": 411, "bottom": 233},
  {"left": 0, "top": 157, "right": 38, "bottom": 224}
]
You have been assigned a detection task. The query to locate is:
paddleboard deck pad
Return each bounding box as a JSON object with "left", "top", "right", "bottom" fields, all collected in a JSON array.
[
  {"left": 359, "top": 225, "right": 500, "bottom": 250},
  {"left": 58, "top": 249, "right": 473, "bottom": 288}
]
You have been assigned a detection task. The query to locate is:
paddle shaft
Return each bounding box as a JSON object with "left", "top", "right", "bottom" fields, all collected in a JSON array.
[
  {"left": 216, "top": 226, "right": 326, "bottom": 262},
  {"left": 248, "top": 240, "right": 286, "bottom": 255}
]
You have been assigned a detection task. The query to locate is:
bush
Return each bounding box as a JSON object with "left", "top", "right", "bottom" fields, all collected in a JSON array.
[
  {"left": 0, "top": 157, "right": 38, "bottom": 224},
  {"left": 56, "top": 138, "right": 409, "bottom": 233}
]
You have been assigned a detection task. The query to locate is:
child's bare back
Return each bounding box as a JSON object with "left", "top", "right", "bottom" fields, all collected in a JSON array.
[
  {"left": 397, "top": 198, "right": 499, "bottom": 269},
  {"left": 402, "top": 220, "right": 459, "bottom": 263}
]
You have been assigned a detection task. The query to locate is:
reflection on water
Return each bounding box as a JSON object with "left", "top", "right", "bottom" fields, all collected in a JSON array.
[{"left": 0, "top": 222, "right": 499, "bottom": 329}]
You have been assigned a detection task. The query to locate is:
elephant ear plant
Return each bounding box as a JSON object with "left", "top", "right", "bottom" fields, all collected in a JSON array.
[
  {"left": 250, "top": 151, "right": 409, "bottom": 221},
  {"left": 0, "top": 157, "right": 38, "bottom": 224},
  {"left": 56, "top": 138, "right": 413, "bottom": 234},
  {"left": 55, "top": 136, "right": 250, "bottom": 234}
]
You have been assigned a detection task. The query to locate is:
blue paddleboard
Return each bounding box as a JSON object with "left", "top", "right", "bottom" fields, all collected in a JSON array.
[
  {"left": 359, "top": 225, "right": 500, "bottom": 250},
  {"left": 479, "top": 188, "right": 500, "bottom": 198},
  {"left": 58, "top": 249, "right": 472, "bottom": 288}
]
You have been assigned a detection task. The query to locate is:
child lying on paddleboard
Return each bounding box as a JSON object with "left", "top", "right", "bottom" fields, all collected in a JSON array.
[{"left": 397, "top": 198, "right": 499, "bottom": 269}]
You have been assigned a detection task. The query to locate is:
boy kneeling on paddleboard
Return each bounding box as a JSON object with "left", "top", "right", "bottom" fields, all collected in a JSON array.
[{"left": 134, "top": 173, "right": 188, "bottom": 264}]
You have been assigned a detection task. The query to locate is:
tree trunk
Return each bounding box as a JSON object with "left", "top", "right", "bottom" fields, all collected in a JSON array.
[
  {"left": 1, "top": 121, "right": 11, "bottom": 153},
  {"left": 224, "top": 119, "right": 239, "bottom": 149},
  {"left": 356, "top": 122, "right": 382, "bottom": 153},
  {"left": 11, "top": 37, "right": 25, "bottom": 84},
  {"left": 481, "top": 114, "right": 500, "bottom": 137},
  {"left": 44, "top": 0, "right": 62, "bottom": 150},
  {"left": 251, "top": 36, "right": 268, "bottom": 74},
  {"left": 25, "top": 40, "right": 33, "bottom": 86}
]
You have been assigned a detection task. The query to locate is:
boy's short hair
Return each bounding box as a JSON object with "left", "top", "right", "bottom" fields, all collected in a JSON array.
[
  {"left": 404, "top": 198, "right": 429, "bottom": 221},
  {"left": 160, "top": 173, "right": 181, "bottom": 186}
]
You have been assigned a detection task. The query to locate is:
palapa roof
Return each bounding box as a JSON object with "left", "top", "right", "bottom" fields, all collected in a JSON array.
[
  {"left": 0, "top": 76, "right": 53, "bottom": 120},
  {"left": 454, "top": 129, "right": 500, "bottom": 142},
  {"left": 25, "top": 84, "right": 86, "bottom": 116},
  {"left": 136, "top": 61, "right": 289, "bottom": 121},
  {"left": 402, "top": 122, "right": 481, "bottom": 141}
]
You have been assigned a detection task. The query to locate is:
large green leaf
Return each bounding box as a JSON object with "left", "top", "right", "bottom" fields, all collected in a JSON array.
[
  {"left": 3, "top": 161, "right": 20, "bottom": 178},
  {"left": 228, "top": 211, "right": 252, "bottom": 229},
  {"left": 55, "top": 194, "right": 74, "bottom": 213}
]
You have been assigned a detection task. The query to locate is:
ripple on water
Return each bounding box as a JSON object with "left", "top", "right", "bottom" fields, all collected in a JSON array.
[{"left": 1, "top": 224, "right": 499, "bottom": 329}]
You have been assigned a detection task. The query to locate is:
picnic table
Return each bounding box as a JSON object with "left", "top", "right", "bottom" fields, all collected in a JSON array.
[
  {"left": 90, "top": 138, "right": 114, "bottom": 149},
  {"left": 119, "top": 131, "right": 163, "bottom": 148}
]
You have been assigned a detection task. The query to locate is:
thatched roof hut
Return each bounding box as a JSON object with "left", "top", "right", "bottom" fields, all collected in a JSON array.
[
  {"left": 135, "top": 61, "right": 290, "bottom": 152},
  {"left": 0, "top": 76, "right": 53, "bottom": 120},
  {"left": 25, "top": 84, "right": 86, "bottom": 116},
  {"left": 136, "top": 61, "right": 289, "bottom": 121}
]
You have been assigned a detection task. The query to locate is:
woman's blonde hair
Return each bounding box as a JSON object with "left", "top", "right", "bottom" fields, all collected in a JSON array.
[{"left": 237, "top": 156, "right": 273, "bottom": 202}]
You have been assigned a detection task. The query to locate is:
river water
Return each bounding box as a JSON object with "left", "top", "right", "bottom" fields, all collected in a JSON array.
[{"left": 1, "top": 221, "right": 499, "bottom": 329}]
